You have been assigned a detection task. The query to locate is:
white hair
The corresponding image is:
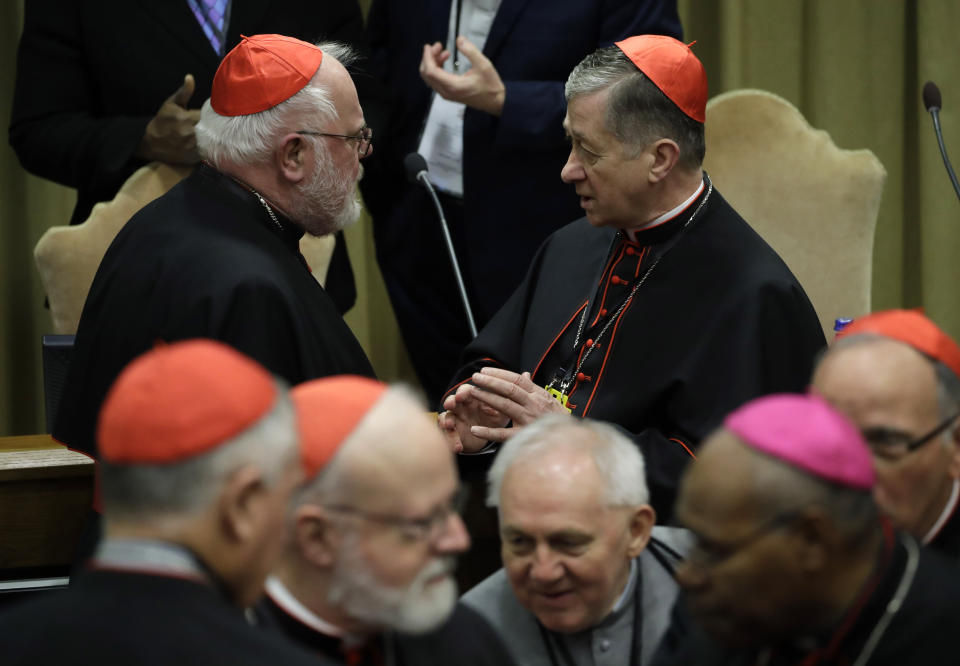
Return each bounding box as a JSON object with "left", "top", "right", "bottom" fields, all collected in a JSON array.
[
  {"left": 196, "top": 41, "right": 358, "bottom": 168},
  {"left": 101, "top": 380, "right": 298, "bottom": 523},
  {"left": 326, "top": 531, "right": 457, "bottom": 634},
  {"left": 486, "top": 415, "right": 649, "bottom": 508}
]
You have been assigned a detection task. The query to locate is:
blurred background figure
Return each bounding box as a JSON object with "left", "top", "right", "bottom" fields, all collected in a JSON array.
[
  {"left": 0, "top": 340, "right": 331, "bottom": 666},
  {"left": 813, "top": 309, "right": 960, "bottom": 561},
  {"left": 655, "top": 394, "right": 960, "bottom": 665}
]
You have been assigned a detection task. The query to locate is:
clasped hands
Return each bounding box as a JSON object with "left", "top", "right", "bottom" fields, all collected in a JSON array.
[
  {"left": 419, "top": 36, "right": 505, "bottom": 116},
  {"left": 439, "top": 367, "right": 569, "bottom": 453}
]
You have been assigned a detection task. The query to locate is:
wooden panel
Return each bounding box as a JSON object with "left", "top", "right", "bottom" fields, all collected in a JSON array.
[
  {"left": 0, "top": 434, "right": 94, "bottom": 571},
  {"left": 0, "top": 434, "right": 59, "bottom": 452}
]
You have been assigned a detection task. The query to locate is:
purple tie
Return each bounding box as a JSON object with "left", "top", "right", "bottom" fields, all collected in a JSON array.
[{"left": 188, "top": 0, "right": 231, "bottom": 57}]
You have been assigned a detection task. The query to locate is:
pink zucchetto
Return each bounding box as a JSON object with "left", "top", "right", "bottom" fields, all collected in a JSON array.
[{"left": 724, "top": 393, "right": 875, "bottom": 490}]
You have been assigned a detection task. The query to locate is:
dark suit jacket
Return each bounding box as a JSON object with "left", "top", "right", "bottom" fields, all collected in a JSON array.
[
  {"left": 363, "top": 0, "right": 682, "bottom": 320},
  {"left": 9, "top": 0, "right": 367, "bottom": 311}
]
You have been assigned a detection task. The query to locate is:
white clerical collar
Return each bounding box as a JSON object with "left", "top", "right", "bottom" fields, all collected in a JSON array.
[
  {"left": 923, "top": 478, "right": 960, "bottom": 545},
  {"left": 93, "top": 538, "right": 205, "bottom": 581},
  {"left": 265, "top": 575, "right": 366, "bottom": 646},
  {"left": 624, "top": 180, "right": 705, "bottom": 242}
]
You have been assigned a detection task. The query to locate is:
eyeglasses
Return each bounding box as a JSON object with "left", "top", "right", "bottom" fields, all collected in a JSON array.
[
  {"left": 685, "top": 509, "right": 803, "bottom": 570},
  {"left": 861, "top": 410, "right": 960, "bottom": 461},
  {"left": 296, "top": 126, "right": 373, "bottom": 157},
  {"left": 324, "top": 485, "right": 467, "bottom": 542}
]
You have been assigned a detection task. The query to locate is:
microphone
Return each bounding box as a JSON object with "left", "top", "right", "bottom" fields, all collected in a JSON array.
[
  {"left": 403, "top": 152, "right": 478, "bottom": 338},
  {"left": 922, "top": 81, "right": 960, "bottom": 203},
  {"left": 403, "top": 152, "right": 429, "bottom": 184}
]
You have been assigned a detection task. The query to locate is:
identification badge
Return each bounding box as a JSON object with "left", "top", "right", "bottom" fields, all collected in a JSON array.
[{"left": 545, "top": 385, "right": 573, "bottom": 413}]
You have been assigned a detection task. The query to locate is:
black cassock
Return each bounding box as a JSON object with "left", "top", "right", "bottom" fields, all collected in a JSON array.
[
  {"left": 254, "top": 593, "right": 516, "bottom": 666},
  {"left": 444, "top": 177, "right": 826, "bottom": 518},
  {"left": 54, "top": 163, "right": 374, "bottom": 458},
  {"left": 928, "top": 501, "right": 960, "bottom": 563},
  {"left": 651, "top": 530, "right": 960, "bottom": 665},
  {"left": 0, "top": 569, "right": 334, "bottom": 666}
]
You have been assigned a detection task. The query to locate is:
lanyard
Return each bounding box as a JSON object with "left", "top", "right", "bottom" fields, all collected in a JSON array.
[
  {"left": 547, "top": 176, "right": 713, "bottom": 399},
  {"left": 536, "top": 567, "right": 643, "bottom": 666},
  {"left": 756, "top": 532, "right": 918, "bottom": 666},
  {"left": 452, "top": 0, "right": 463, "bottom": 71}
]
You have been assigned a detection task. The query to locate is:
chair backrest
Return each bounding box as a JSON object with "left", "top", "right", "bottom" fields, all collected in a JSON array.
[
  {"left": 33, "top": 162, "right": 336, "bottom": 334},
  {"left": 41, "top": 334, "right": 74, "bottom": 433},
  {"left": 703, "top": 89, "right": 886, "bottom": 338}
]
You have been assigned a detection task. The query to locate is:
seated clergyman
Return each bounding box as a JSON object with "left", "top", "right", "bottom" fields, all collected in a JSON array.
[{"left": 462, "top": 414, "right": 690, "bottom": 666}]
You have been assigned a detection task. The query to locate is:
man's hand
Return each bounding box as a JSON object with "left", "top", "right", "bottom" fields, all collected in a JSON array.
[
  {"left": 419, "top": 37, "right": 506, "bottom": 116},
  {"left": 440, "top": 382, "right": 509, "bottom": 453},
  {"left": 137, "top": 74, "right": 202, "bottom": 164},
  {"left": 464, "top": 368, "right": 569, "bottom": 442}
]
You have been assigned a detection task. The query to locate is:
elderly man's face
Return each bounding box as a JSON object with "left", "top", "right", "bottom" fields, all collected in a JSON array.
[
  {"left": 292, "top": 56, "right": 365, "bottom": 236},
  {"left": 325, "top": 406, "right": 470, "bottom": 633},
  {"left": 811, "top": 340, "right": 960, "bottom": 539},
  {"left": 674, "top": 432, "right": 809, "bottom": 648},
  {"left": 560, "top": 88, "right": 651, "bottom": 230},
  {"left": 499, "top": 447, "right": 648, "bottom": 634}
]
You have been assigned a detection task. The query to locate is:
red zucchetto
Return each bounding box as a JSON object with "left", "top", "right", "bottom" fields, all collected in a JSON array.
[
  {"left": 614, "top": 35, "right": 707, "bottom": 123},
  {"left": 291, "top": 376, "right": 388, "bottom": 478},
  {"left": 98, "top": 339, "right": 277, "bottom": 464},
  {"left": 837, "top": 309, "right": 960, "bottom": 379},
  {"left": 211, "top": 34, "right": 324, "bottom": 116}
]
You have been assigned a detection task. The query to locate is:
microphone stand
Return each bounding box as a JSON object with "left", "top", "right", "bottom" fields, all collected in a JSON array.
[
  {"left": 928, "top": 106, "right": 960, "bottom": 204},
  {"left": 416, "top": 172, "right": 478, "bottom": 338}
]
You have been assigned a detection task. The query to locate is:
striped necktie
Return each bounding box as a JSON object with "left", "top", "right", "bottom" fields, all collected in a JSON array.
[{"left": 187, "top": 0, "right": 231, "bottom": 57}]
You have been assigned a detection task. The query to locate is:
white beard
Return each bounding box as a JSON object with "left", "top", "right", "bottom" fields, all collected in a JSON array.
[
  {"left": 326, "top": 543, "right": 458, "bottom": 635},
  {"left": 291, "top": 157, "right": 362, "bottom": 237}
]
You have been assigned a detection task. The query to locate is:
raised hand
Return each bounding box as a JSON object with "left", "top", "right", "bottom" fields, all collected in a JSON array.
[
  {"left": 137, "top": 74, "right": 202, "bottom": 164},
  {"left": 419, "top": 36, "right": 506, "bottom": 116}
]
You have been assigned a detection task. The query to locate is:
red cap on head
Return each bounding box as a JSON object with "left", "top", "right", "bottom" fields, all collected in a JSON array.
[
  {"left": 614, "top": 35, "right": 707, "bottom": 123},
  {"left": 836, "top": 309, "right": 960, "bottom": 379},
  {"left": 725, "top": 394, "right": 875, "bottom": 490},
  {"left": 211, "top": 34, "right": 324, "bottom": 116},
  {"left": 291, "top": 376, "right": 388, "bottom": 478},
  {"left": 98, "top": 340, "right": 277, "bottom": 464}
]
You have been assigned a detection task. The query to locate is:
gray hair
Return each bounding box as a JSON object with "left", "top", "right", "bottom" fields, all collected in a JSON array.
[
  {"left": 934, "top": 359, "right": 960, "bottom": 420},
  {"left": 196, "top": 41, "right": 358, "bottom": 167},
  {"left": 564, "top": 45, "right": 705, "bottom": 169},
  {"left": 748, "top": 447, "right": 878, "bottom": 544},
  {"left": 101, "top": 381, "right": 298, "bottom": 523},
  {"left": 486, "top": 415, "right": 649, "bottom": 508}
]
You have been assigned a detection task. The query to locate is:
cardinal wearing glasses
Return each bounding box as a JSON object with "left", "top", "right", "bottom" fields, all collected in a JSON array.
[
  {"left": 253, "top": 375, "right": 514, "bottom": 666},
  {"left": 812, "top": 308, "right": 960, "bottom": 562},
  {"left": 55, "top": 35, "right": 376, "bottom": 466}
]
